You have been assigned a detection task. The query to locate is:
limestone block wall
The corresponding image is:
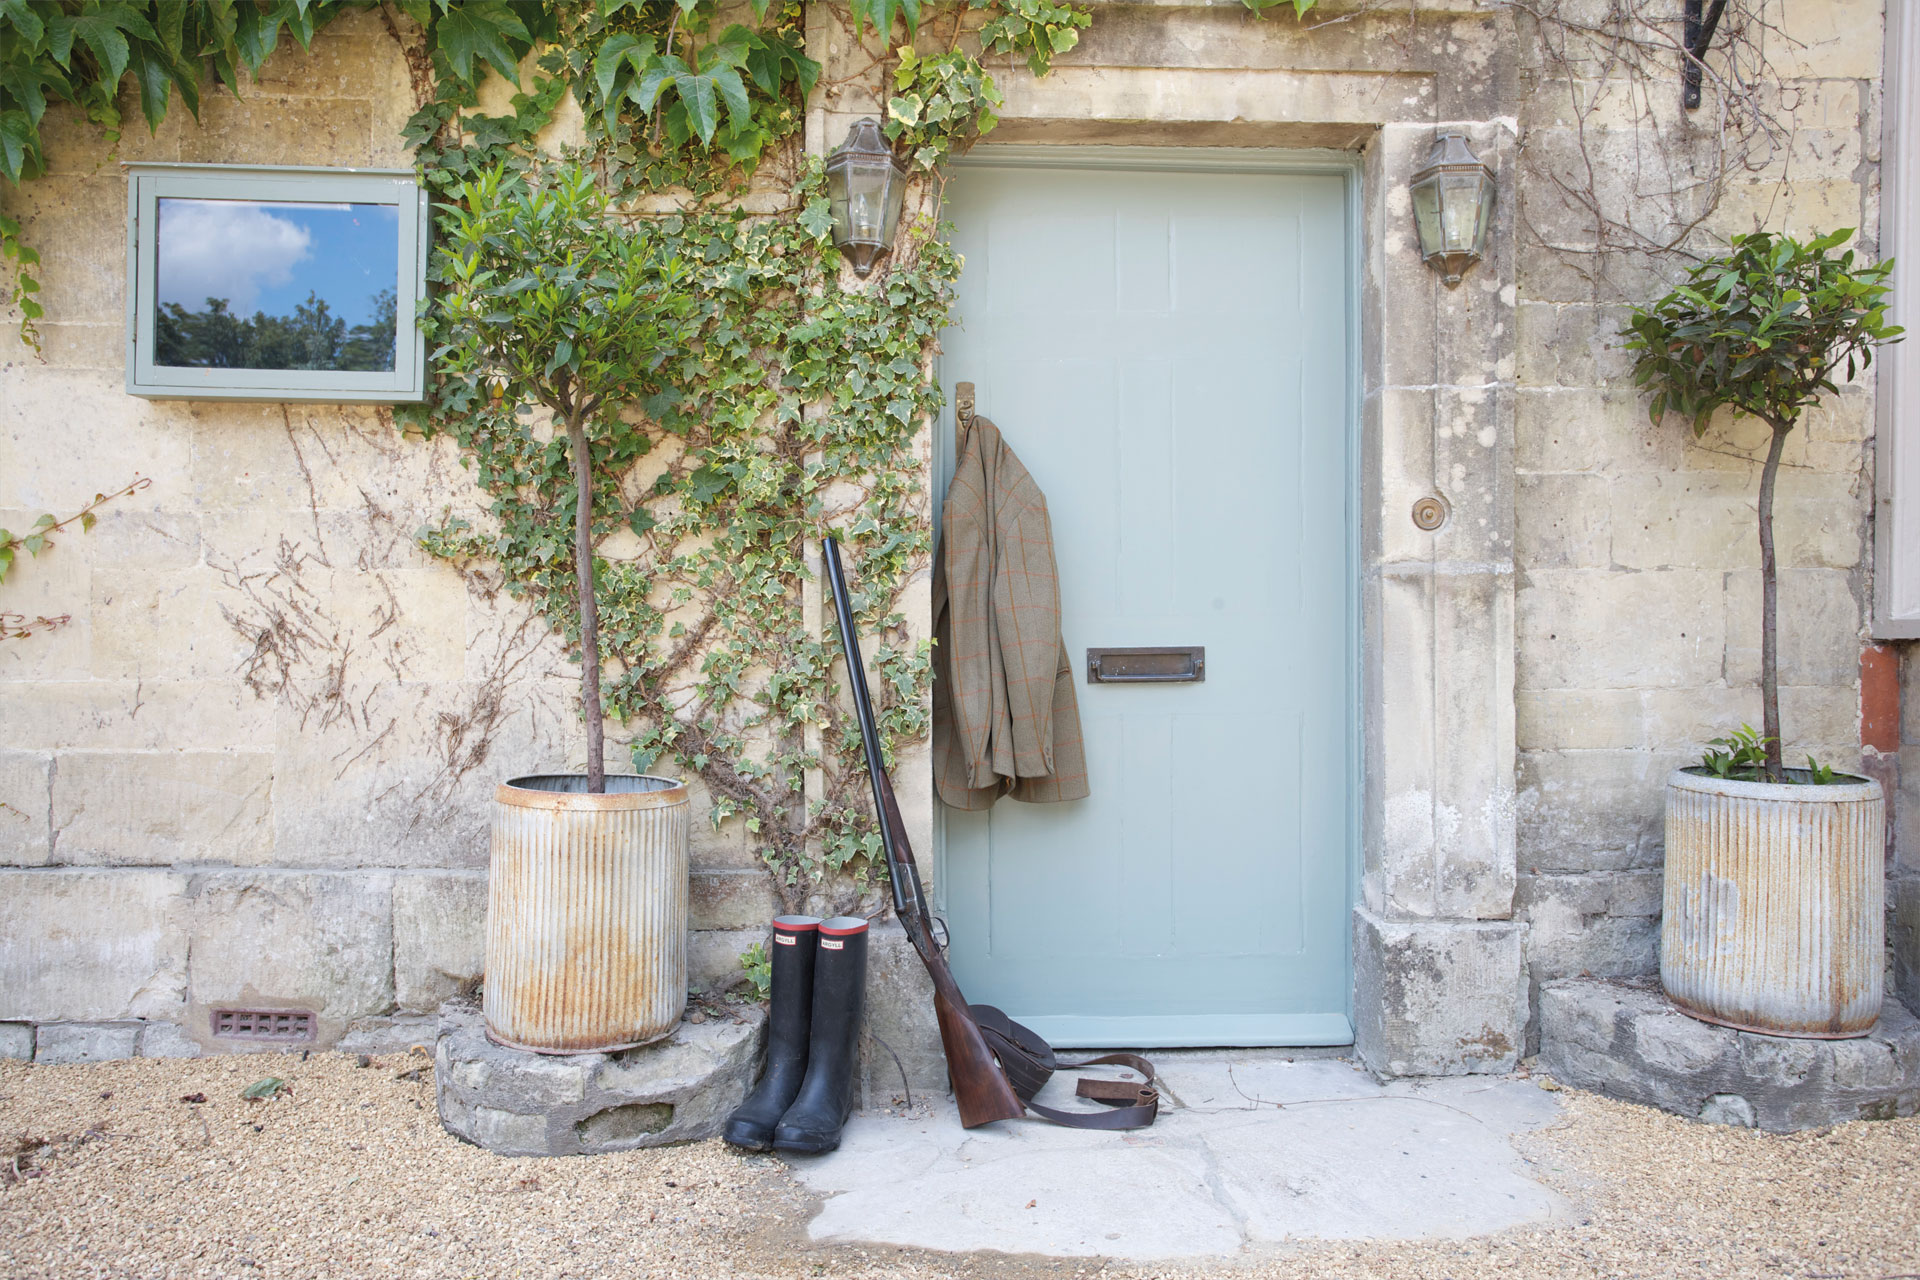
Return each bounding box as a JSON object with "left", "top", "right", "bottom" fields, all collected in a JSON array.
[
  {"left": 0, "top": 10, "right": 780, "bottom": 1059},
  {"left": 0, "top": 0, "right": 1900, "bottom": 1072},
  {"left": 1509, "top": 0, "right": 1888, "bottom": 1046}
]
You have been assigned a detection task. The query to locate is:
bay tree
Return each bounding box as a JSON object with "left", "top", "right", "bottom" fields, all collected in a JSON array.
[
  {"left": 435, "top": 164, "right": 697, "bottom": 792},
  {"left": 1623, "top": 229, "right": 1901, "bottom": 781}
]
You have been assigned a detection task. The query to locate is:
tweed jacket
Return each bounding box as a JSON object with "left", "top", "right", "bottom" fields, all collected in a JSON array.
[{"left": 932, "top": 416, "right": 1091, "bottom": 810}]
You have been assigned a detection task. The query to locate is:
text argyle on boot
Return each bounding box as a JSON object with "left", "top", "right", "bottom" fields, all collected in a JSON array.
[
  {"left": 772, "top": 915, "right": 867, "bottom": 1154},
  {"left": 722, "top": 915, "right": 821, "bottom": 1150}
]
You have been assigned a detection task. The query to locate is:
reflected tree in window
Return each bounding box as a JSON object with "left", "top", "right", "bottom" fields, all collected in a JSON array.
[{"left": 154, "top": 288, "right": 396, "bottom": 372}]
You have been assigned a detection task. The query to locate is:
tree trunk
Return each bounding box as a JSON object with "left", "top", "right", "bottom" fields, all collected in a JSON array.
[
  {"left": 568, "top": 413, "right": 606, "bottom": 793},
  {"left": 1757, "top": 419, "right": 1791, "bottom": 782}
]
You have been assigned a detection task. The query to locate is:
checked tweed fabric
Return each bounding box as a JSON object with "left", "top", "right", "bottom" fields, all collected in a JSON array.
[{"left": 932, "top": 416, "right": 1090, "bottom": 811}]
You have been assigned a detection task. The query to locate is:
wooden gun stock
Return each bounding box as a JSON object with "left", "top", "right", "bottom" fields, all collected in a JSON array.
[{"left": 823, "top": 536, "right": 1025, "bottom": 1129}]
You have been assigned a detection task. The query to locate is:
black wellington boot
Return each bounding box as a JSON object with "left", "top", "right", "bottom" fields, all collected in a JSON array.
[
  {"left": 772, "top": 915, "right": 868, "bottom": 1154},
  {"left": 723, "top": 915, "right": 821, "bottom": 1151}
]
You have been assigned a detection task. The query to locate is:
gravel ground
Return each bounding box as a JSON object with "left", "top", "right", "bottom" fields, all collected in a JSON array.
[{"left": 1, "top": 1052, "right": 1916, "bottom": 1280}]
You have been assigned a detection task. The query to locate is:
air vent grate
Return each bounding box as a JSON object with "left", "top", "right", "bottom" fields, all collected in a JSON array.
[{"left": 211, "top": 1008, "right": 316, "bottom": 1043}]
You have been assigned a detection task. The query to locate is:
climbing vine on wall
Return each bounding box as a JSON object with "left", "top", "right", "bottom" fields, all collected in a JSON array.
[{"left": 392, "top": 0, "right": 1075, "bottom": 914}]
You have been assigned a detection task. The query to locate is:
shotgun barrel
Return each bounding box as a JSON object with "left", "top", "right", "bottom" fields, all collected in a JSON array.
[{"left": 822, "top": 536, "right": 1025, "bottom": 1129}]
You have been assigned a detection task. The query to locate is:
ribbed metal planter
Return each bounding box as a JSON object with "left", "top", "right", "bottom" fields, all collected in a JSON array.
[
  {"left": 485, "top": 774, "right": 691, "bottom": 1054},
  {"left": 1661, "top": 768, "right": 1884, "bottom": 1039}
]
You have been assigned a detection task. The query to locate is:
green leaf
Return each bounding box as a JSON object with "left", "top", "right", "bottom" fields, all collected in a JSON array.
[
  {"left": 1, "top": 0, "right": 47, "bottom": 45},
  {"left": 592, "top": 31, "right": 643, "bottom": 101},
  {"left": 674, "top": 72, "right": 718, "bottom": 144},
  {"left": 630, "top": 53, "right": 688, "bottom": 111},
  {"left": 798, "top": 196, "right": 833, "bottom": 240},
  {"left": 685, "top": 464, "right": 729, "bottom": 503},
  {"left": 708, "top": 64, "right": 749, "bottom": 128},
  {"left": 434, "top": 0, "right": 529, "bottom": 86},
  {"left": 628, "top": 508, "right": 656, "bottom": 536},
  {"left": 240, "top": 1076, "right": 289, "bottom": 1100}
]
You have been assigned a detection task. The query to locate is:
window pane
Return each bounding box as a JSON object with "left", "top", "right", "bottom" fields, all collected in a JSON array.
[{"left": 153, "top": 198, "right": 400, "bottom": 372}]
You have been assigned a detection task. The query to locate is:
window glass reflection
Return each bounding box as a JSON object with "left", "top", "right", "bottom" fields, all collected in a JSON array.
[{"left": 154, "top": 198, "right": 399, "bottom": 372}]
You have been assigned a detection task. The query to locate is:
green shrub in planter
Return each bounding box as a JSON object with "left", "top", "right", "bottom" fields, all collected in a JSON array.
[{"left": 1624, "top": 230, "right": 1901, "bottom": 1037}]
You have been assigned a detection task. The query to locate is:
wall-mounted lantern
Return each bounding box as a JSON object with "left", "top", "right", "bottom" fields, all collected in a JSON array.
[
  {"left": 1408, "top": 131, "right": 1496, "bottom": 288},
  {"left": 824, "top": 118, "right": 909, "bottom": 277}
]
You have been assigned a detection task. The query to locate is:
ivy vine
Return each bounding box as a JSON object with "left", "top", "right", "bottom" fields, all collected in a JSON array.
[{"left": 395, "top": 0, "right": 1051, "bottom": 913}]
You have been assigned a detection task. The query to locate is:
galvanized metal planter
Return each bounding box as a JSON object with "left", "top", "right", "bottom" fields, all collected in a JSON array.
[
  {"left": 1661, "top": 768, "right": 1884, "bottom": 1039},
  {"left": 485, "top": 774, "right": 691, "bottom": 1054}
]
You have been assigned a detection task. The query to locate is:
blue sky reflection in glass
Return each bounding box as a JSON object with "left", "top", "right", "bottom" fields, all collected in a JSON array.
[{"left": 154, "top": 198, "right": 400, "bottom": 372}]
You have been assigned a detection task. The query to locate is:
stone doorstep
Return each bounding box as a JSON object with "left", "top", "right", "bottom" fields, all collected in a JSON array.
[
  {"left": 434, "top": 998, "right": 766, "bottom": 1157},
  {"left": 1538, "top": 977, "right": 1920, "bottom": 1133}
]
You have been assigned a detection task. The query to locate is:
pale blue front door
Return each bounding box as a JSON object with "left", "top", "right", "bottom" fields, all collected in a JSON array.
[{"left": 937, "top": 151, "right": 1356, "bottom": 1048}]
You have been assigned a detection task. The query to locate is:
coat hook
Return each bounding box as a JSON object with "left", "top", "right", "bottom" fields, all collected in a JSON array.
[{"left": 955, "top": 381, "right": 976, "bottom": 455}]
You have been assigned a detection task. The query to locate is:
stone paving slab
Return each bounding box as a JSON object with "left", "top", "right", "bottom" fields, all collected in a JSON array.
[
  {"left": 787, "top": 1054, "right": 1571, "bottom": 1260},
  {"left": 1539, "top": 977, "right": 1920, "bottom": 1132}
]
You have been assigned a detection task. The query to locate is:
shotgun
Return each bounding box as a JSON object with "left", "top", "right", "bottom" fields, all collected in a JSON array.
[{"left": 821, "top": 536, "right": 1026, "bottom": 1129}]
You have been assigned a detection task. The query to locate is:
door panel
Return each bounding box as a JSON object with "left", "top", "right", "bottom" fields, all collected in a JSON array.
[{"left": 938, "top": 159, "right": 1354, "bottom": 1048}]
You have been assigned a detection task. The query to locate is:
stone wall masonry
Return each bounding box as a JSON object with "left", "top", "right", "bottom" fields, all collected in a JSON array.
[{"left": 0, "top": 1, "right": 1900, "bottom": 1079}]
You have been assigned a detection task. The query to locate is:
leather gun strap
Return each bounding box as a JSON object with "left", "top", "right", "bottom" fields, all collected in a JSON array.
[{"left": 1026, "top": 1052, "right": 1159, "bottom": 1130}]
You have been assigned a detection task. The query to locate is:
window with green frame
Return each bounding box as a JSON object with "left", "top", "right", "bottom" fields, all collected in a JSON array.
[{"left": 124, "top": 164, "right": 428, "bottom": 403}]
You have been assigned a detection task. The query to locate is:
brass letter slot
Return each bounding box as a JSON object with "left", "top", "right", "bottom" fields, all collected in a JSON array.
[{"left": 1086, "top": 646, "right": 1205, "bottom": 684}]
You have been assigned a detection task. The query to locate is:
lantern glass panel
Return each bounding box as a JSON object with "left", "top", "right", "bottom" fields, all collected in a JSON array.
[
  {"left": 1436, "top": 172, "right": 1487, "bottom": 254},
  {"left": 1410, "top": 177, "right": 1446, "bottom": 262},
  {"left": 828, "top": 154, "right": 901, "bottom": 247}
]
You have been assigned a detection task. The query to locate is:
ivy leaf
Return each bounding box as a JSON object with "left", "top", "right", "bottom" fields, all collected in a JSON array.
[
  {"left": 434, "top": 0, "right": 529, "bottom": 87},
  {"left": 798, "top": 196, "right": 833, "bottom": 240},
  {"left": 0, "top": 110, "right": 32, "bottom": 183},
  {"left": 130, "top": 47, "right": 176, "bottom": 131},
  {"left": 887, "top": 93, "right": 922, "bottom": 129},
  {"left": 231, "top": 3, "right": 283, "bottom": 70},
  {"left": 630, "top": 53, "right": 688, "bottom": 112},
  {"left": 2, "top": 0, "right": 47, "bottom": 46},
  {"left": 708, "top": 64, "right": 750, "bottom": 128},
  {"left": 685, "top": 464, "right": 730, "bottom": 503},
  {"left": 628, "top": 508, "right": 657, "bottom": 537},
  {"left": 592, "top": 31, "right": 644, "bottom": 101},
  {"left": 674, "top": 72, "right": 718, "bottom": 144}
]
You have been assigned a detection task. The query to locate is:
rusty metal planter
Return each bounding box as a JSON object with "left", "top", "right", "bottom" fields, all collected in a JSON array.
[
  {"left": 1661, "top": 768, "right": 1884, "bottom": 1039},
  {"left": 485, "top": 774, "right": 691, "bottom": 1054}
]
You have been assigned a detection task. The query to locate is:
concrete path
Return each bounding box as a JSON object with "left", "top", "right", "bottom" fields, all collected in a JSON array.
[{"left": 786, "top": 1053, "right": 1574, "bottom": 1261}]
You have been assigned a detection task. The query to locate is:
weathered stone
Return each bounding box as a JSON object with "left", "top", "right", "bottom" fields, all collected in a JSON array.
[
  {"left": 0, "top": 869, "right": 188, "bottom": 1021},
  {"left": 138, "top": 1020, "right": 205, "bottom": 1059},
  {"left": 0, "top": 1023, "right": 33, "bottom": 1060},
  {"left": 688, "top": 869, "right": 781, "bottom": 932},
  {"left": 336, "top": 1014, "right": 438, "bottom": 1056},
  {"left": 35, "top": 1021, "right": 142, "bottom": 1063},
  {"left": 0, "top": 752, "right": 51, "bottom": 866},
  {"left": 1515, "top": 475, "right": 1612, "bottom": 571},
  {"left": 435, "top": 998, "right": 765, "bottom": 1155},
  {"left": 1895, "top": 874, "right": 1920, "bottom": 1018},
  {"left": 1516, "top": 749, "right": 1686, "bottom": 873},
  {"left": 688, "top": 927, "right": 765, "bottom": 995},
  {"left": 393, "top": 871, "right": 486, "bottom": 1012},
  {"left": 1353, "top": 911, "right": 1527, "bottom": 1078},
  {"left": 1723, "top": 568, "right": 1862, "bottom": 689},
  {"left": 1699, "top": 1094, "right": 1756, "bottom": 1128},
  {"left": 184, "top": 870, "right": 394, "bottom": 1045},
  {"left": 52, "top": 750, "right": 274, "bottom": 866},
  {"left": 860, "top": 923, "right": 946, "bottom": 1096},
  {"left": 1539, "top": 978, "right": 1920, "bottom": 1132},
  {"left": 1518, "top": 569, "right": 1725, "bottom": 691}
]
